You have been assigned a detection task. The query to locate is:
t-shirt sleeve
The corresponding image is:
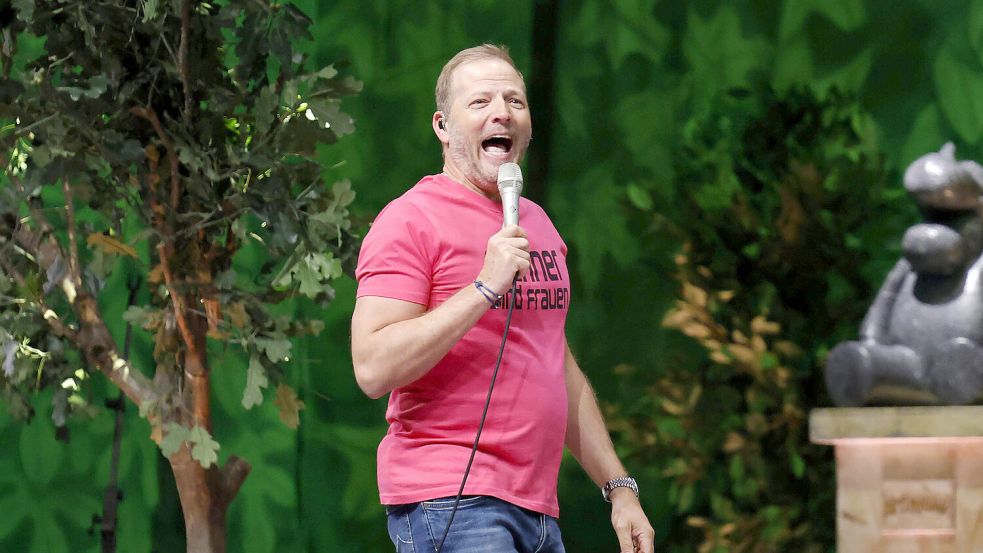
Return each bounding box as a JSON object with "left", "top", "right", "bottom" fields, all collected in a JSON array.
[{"left": 355, "top": 199, "right": 434, "bottom": 305}]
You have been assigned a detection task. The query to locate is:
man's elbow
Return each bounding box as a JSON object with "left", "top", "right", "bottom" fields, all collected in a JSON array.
[{"left": 353, "top": 361, "right": 391, "bottom": 399}]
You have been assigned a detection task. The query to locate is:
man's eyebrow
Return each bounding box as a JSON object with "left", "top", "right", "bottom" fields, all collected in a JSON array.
[{"left": 467, "top": 87, "right": 527, "bottom": 98}]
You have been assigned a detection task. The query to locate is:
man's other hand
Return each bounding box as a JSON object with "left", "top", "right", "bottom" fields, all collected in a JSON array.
[{"left": 609, "top": 488, "right": 655, "bottom": 553}]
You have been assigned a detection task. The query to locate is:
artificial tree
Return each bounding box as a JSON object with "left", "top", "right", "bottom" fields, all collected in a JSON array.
[{"left": 0, "top": 1, "right": 360, "bottom": 551}]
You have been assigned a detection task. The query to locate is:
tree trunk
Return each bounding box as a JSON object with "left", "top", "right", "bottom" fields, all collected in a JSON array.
[{"left": 170, "top": 449, "right": 251, "bottom": 553}]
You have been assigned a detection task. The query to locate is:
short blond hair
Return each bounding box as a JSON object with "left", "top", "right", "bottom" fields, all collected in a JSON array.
[{"left": 435, "top": 44, "right": 524, "bottom": 114}]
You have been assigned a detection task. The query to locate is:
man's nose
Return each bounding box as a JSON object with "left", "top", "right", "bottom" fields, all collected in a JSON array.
[{"left": 489, "top": 96, "right": 511, "bottom": 124}]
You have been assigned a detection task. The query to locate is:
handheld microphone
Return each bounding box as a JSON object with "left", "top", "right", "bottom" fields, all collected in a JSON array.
[{"left": 497, "top": 162, "right": 522, "bottom": 226}]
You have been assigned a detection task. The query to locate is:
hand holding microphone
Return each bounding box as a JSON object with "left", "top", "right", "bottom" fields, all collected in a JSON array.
[{"left": 476, "top": 163, "right": 530, "bottom": 295}]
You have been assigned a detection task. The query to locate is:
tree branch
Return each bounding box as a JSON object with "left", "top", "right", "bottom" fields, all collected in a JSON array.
[
  {"left": 0, "top": 254, "right": 25, "bottom": 287},
  {"left": 217, "top": 456, "right": 251, "bottom": 506},
  {"left": 61, "top": 180, "right": 83, "bottom": 288},
  {"left": 130, "top": 106, "right": 181, "bottom": 218},
  {"left": 3, "top": 164, "right": 53, "bottom": 235},
  {"left": 157, "top": 243, "right": 198, "bottom": 357},
  {"left": 76, "top": 294, "right": 158, "bottom": 406},
  {"left": 179, "top": 0, "right": 193, "bottom": 126},
  {"left": 0, "top": 180, "right": 75, "bottom": 343},
  {"left": 1, "top": 28, "right": 11, "bottom": 78},
  {"left": 0, "top": 256, "right": 69, "bottom": 341},
  {"left": 14, "top": 113, "right": 58, "bottom": 136},
  {"left": 9, "top": 224, "right": 156, "bottom": 406}
]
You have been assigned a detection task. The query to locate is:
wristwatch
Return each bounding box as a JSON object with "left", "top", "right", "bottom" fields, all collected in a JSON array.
[{"left": 601, "top": 476, "right": 639, "bottom": 502}]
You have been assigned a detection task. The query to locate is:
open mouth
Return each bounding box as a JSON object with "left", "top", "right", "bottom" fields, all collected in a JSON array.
[{"left": 481, "top": 135, "right": 513, "bottom": 156}]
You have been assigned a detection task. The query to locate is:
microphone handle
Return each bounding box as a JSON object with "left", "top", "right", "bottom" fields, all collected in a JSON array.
[{"left": 502, "top": 190, "right": 519, "bottom": 227}]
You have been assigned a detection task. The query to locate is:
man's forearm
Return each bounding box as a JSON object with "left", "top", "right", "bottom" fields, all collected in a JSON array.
[
  {"left": 352, "top": 284, "right": 492, "bottom": 398},
  {"left": 565, "top": 344, "right": 656, "bottom": 552},
  {"left": 563, "top": 345, "right": 628, "bottom": 485}
]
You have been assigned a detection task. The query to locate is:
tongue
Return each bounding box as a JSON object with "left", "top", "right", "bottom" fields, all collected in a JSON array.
[{"left": 484, "top": 143, "right": 508, "bottom": 154}]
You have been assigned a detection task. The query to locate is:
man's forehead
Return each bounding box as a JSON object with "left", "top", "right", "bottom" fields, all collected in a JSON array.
[{"left": 450, "top": 59, "right": 525, "bottom": 94}]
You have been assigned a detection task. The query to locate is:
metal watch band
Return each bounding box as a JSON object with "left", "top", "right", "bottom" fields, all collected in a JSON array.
[{"left": 601, "top": 476, "right": 639, "bottom": 502}]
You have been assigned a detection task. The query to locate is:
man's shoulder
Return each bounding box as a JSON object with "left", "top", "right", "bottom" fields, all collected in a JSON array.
[
  {"left": 519, "top": 198, "right": 558, "bottom": 228},
  {"left": 381, "top": 174, "right": 447, "bottom": 212},
  {"left": 374, "top": 174, "right": 432, "bottom": 211}
]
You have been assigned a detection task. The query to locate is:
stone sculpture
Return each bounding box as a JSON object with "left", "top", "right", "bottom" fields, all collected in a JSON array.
[{"left": 826, "top": 143, "right": 983, "bottom": 406}]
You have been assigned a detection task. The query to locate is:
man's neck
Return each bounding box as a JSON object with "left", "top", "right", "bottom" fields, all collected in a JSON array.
[{"left": 441, "top": 164, "right": 500, "bottom": 201}]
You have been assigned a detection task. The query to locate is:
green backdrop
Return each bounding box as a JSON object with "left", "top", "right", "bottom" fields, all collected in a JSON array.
[{"left": 5, "top": 0, "right": 983, "bottom": 551}]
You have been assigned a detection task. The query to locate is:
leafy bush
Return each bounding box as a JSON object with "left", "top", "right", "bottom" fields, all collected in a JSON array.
[{"left": 613, "top": 85, "right": 915, "bottom": 553}]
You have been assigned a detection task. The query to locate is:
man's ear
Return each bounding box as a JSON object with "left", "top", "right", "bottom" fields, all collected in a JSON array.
[{"left": 432, "top": 111, "right": 449, "bottom": 142}]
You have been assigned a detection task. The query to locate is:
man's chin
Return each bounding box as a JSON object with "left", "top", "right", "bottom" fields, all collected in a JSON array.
[{"left": 481, "top": 157, "right": 517, "bottom": 178}]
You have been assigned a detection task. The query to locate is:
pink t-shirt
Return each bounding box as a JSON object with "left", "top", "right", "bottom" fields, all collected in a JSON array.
[{"left": 355, "top": 174, "right": 570, "bottom": 517}]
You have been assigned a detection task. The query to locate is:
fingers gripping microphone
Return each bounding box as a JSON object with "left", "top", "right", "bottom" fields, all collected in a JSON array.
[{"left": 497, "top": 162, "right": 522, "bottom": 226}]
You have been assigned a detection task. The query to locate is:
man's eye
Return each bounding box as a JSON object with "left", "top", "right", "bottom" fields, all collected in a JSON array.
[
  {"left": 510, "top": 99, "right": 525, "bottom": 107},
  {"left": 471, "top": 99, "right": 488, "bottom": 106}
]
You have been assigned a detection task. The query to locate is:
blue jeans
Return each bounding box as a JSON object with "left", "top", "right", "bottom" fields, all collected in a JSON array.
[{"left": 385, "top": 495, "right": 566, "bottom": 553}]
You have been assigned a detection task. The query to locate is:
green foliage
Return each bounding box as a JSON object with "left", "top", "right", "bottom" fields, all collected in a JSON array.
[
  {"left": 1, "top": 0, "right": 359, "bottom": 550},
  {"left": 615, "top": 85, "right": 908, "bottom": 552},
  {"left": 188, "top": 425, "right": 220, "bottom": 468},
  {"left": 242, "top": 354, "right": 268, "bottom": 409},
  {"left": 209, "top": 349, "right": 303, "bottom": 553},
  {"left": 160, "top": 422, "right": 190, "bottom": 458},
  {"left": 0, "top": 398, "right": 158, "bottom": 553},
  {"left": 0, "top": 0, "right": 359, "bottom": 459}
]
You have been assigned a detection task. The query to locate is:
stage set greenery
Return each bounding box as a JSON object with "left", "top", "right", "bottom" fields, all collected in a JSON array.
[
  {"left": 0, "top": 0, "right": 359, "bottom": 551},
  {"left": 1, "top": 0, "right": 980, "bottom": 552}
]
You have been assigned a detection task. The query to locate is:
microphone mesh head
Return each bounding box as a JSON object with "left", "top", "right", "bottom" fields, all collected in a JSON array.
[{"left": 497, "top": 162, "right": 523, "bottom": 195}]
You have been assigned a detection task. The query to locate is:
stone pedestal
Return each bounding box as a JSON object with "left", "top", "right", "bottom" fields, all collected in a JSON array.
[{"left": 810, "top": 406, "right": 983, "bottom": 553}]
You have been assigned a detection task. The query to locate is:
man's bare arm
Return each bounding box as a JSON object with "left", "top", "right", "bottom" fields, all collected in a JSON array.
[
  {"left": 564, "top": 343, "right": 655, "bottom": 553},
  {"left": 352, "top": 289, "right": 489, "bottom": 398},
  {"left": 351, "top": 225, "right": 530, "bottom": 398}
]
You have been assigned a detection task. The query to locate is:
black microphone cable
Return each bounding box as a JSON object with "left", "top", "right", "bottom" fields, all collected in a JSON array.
[{"left": 434, "top": 278, "right": 518, "bottom": 553}]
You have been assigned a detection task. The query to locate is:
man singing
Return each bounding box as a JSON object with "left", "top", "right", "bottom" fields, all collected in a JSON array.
[{"left": 351, "top": 44, "right": 655, "bottom": 553}]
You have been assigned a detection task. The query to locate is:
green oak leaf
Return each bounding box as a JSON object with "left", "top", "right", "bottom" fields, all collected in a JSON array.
[
  {"left": 254, "top": 332, "right": 292, "bottom": 363},
  {"left": 331, "top": 179, "right": 356, "bottom": 207},
  {"left": 294, "top": 262, "right": 322, "bottom": 298},
  {"left": 189, "top": 425, "right": 220, "bottom": 469},
  {"left": 122, "top": 305, "right": 162, "bottom": 331},
  {"left": 160, "top": 423, "right": 190, "bottom": 457},
  {"left": 142, "top": 0, "right": 160, "bottom": 21},
  {"left": 242, "top": 354, "right": 269, "bottom": 409},
  {"left": 307, "top": 97, "right": 355, "bottom": 138}
]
